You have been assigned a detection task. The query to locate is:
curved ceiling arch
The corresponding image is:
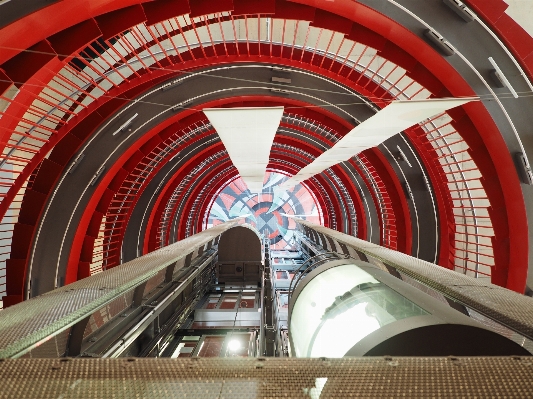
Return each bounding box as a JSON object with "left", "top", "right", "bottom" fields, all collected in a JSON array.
[
  {"left": 1, "top": 0, "right": 531, "bottom": 308},
  {"left": 0, "top": 19, "right": 510, "bottom": 294}
]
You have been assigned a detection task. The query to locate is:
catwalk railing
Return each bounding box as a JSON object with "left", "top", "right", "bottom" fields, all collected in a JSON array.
[
  {"left": 0, "top": 12, "right": 499, "bottom": 306},
  {"left": 1, "top": 357, "right": 533, "bottom": 399},
  {"left": 295, "top": 218, "right": 533, "bottom": 345},
  {"left": 89, "top": 120, "right": 216, "bottom": 274},
  {"left": 0, "top": 219, "right": 240, "bottom": 358}
]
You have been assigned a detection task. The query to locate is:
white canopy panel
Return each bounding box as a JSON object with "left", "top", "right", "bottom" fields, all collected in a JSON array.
[
  {"left": 204, "top": 107, "right": 284, "bottom": 193},
  {"left": 280, "top": 98, "right": 477, "bottom": 189}
]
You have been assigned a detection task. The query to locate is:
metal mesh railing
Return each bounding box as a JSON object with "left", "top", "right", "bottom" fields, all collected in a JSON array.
[
  {"left": 0, "top": 12, "right": 498, "bottom": 305},
  {"left": 89, "top": 121, "right": 213, "bottom": 272},
  {"left": 0, "top": 220, "right": 237, "bottom": 358},
  {"left": 157, "top": 151, "right": 227, "bottom": 248},
  {"left": 354, "top": 154, "right": 397, "bottom": 250},
  {"left": 295, "top": 219, "right": 533, "bottom": 341}
]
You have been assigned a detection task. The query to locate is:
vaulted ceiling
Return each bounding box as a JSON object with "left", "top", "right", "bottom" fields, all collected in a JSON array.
[{"left": 1, "top": 0, "right": 532, "bottom": 308}]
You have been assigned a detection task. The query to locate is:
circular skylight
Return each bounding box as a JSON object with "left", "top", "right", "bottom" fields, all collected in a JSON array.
[{"left": 206, "top": 172, "right": 322, "bottom": 249}]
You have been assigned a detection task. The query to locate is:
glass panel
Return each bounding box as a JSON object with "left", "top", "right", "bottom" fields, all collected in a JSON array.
[
  {"left": 206, "top": 172, "right": 322, "bottom": 249},
  {"left": 171, "top": 336, "right": 200, "bottom": 358},
  {"left": 205, "top": 294, "right": 221, "bottom": 309},
  {"left": 182, "top": 336, "right": 201, "bottom": 341},
  {"left": 279, "top": 293, "right": 289, "bottom": 309},
  {"left": 290, "top": 264, "right": 429, "bottom": 358},
  {"left": 220, "top": 294, "right": 238, "bottom": 309},
  {"left": 197, "top": 336, "right": 225, "bottom": 357}
]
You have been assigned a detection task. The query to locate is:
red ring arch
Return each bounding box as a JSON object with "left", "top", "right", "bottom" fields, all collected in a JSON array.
[
  {"left": 66, "top": 95, "right": 374, "bottom": 281},
  {"left": 0, "top": 0, "right": 529, "bottom": 308},
  {"left": 11, "top": 44, "right": 520, "bottom": 290}
]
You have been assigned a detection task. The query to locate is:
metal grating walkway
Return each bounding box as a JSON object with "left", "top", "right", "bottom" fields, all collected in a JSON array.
[{"left": 1, "top": 357, "right": 532, "bottom": 398}]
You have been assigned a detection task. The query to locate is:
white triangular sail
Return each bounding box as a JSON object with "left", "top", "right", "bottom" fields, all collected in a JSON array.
[
  {"left": 204, "top": 107, "right": 284, "bottom": 193},
  {"left": 281, "top": 98, "right": 477, "bottom": 189}
]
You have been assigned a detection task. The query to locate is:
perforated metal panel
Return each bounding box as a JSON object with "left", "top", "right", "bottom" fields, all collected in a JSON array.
[
  {"left": 0, "top": 220, "right": 240, "bottom": 358},
  {"left": 0, "top": 357, "right": 532, "bottom": 398}
]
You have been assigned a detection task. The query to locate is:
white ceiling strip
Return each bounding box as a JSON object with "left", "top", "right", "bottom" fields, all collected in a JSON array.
[
  {"left": 204, "top": 107, "right": 284, "bottom": 193},
  {"left": 281, "top": 98, "right": 477, "bottom": 189}
]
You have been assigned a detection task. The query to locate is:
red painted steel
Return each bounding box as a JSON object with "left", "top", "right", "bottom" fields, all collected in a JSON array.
[
  {"left": 70, "top": 94, "right": 354, "bottom": 275},
  {"left": 0, "top": 0, "right": 528, "bottom": 306}
]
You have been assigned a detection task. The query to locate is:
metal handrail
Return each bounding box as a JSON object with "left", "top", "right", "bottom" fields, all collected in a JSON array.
[
  {"left": 0, "top": 219, "right": 240, "bottom": 358},
  {"left": 294, "top": 218, "right": 533, "bottom": 343}
]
